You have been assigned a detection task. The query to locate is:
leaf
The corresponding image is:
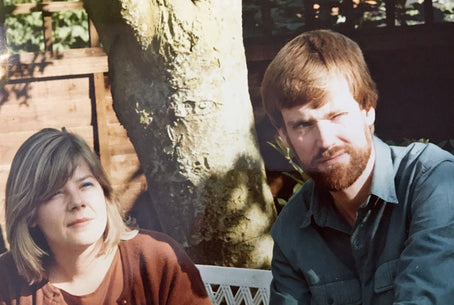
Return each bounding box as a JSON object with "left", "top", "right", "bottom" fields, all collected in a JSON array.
[
  {"left": 293, "top": 183, "right": 303, "bottom": 193},
  {"left": 277, "top": 198, "right": 288, "bottom": 206},
  {"left": 282, "top": 172, "right": 305, "bottom": 185}
]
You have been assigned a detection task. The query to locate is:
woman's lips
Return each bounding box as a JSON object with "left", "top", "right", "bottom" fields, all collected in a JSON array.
[{"left": 67, "top": 218, "right": 92, "bottom": 227}]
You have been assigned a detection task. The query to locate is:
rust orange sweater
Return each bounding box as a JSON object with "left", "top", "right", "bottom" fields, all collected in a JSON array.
[{"left": 0, "top": 230, "right": 212, "bottom": 305}]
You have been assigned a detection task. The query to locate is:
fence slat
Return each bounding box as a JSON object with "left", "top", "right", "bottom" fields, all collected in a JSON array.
[
  {"left": 6, "top": 1, "right": 84, "bottom": 15},
  {"left": 6, "top": 48, "right": 108, "bottom": 79}
]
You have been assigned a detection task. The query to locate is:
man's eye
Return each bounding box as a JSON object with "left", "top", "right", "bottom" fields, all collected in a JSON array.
[
  {"left": 332, "top": 112, "right": 348, "bottom": 120},
  {"left": 295, "top": 122, "right": 312, "bottom": 128}
]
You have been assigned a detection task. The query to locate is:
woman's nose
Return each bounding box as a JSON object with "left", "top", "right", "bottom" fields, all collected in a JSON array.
[{"left": 68, "top": 190, "right": 84, "bottom": 210}]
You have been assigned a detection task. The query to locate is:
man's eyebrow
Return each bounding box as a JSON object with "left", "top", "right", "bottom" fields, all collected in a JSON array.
[
  {"left": 287, "top": 118, "right": 312, "bottom": 126},
  {"left": 327, "top": 110, "right": 345, "bottom": 116}
]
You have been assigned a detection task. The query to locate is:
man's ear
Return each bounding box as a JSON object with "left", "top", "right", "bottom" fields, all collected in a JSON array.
[
  {"left": 278, "top": 127, "right": 291, "bottom": 148},
  {"left": 363, "top": 107, "right": 376, "bottom": 126}
]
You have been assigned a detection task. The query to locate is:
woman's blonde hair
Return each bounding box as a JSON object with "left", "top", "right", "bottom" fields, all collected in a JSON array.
[
  {"left": 261, "top": 29, "right": 378, "bottom": 129},
  {"left": 5, "top": 128, "right": 130, "bottom": 284}
]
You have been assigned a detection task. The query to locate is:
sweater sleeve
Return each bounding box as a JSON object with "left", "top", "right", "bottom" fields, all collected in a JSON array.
[
  {"left": 120, "top": 230, "right": 212, "bottom": 305},
  {"left": 0, "top": 252, "right": 32, "bottom": 305}
]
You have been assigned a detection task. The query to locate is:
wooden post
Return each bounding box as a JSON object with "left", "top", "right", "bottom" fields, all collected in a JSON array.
[
  {"left": 0, "top": 0, "right": 7, "bottom": 55},
  {"left": 0, "top": 0, "right": 8, "bottom": 88},
  {"left": 260, "top": 1, "right": 273, "bottom": 38},
  {"left": 423, "top": 0, "right": 434, "bottom": 24},
  {"left": 342, "top": 0, "right": 355, "bottom": 30},
  {"left": 385, "top": 0, "right": 396, "bottom": 27},
  {"left": 92, "top": 72, "right": 111, "bottom": 170},
  {"left": 303, "top": 0, "right": 316, "bottom": 29},
  {"left": 42, "top": 0, "right": 53, "bottom": 52},
  {"left": 88, "top": 18, "right": 111, "bottom": 171}
]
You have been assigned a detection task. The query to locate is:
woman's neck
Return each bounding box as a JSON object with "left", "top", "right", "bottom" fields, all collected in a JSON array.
[{"left": 48, "top": 241, "right": 118, "bottom": 296}]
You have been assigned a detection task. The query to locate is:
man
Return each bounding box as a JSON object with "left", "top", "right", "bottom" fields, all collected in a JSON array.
[{"left": 261, "top": 29, "right": 454, "bottom": 305}]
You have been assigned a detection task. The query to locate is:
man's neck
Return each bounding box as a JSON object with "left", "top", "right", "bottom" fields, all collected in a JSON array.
[{"left": 330, "top": 147, "right": 376, "bottom": 227}]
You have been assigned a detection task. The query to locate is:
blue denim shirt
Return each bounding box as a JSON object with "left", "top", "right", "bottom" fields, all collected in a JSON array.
[{"left": 270, "top": 136, "right": 454, "bottom": 305}]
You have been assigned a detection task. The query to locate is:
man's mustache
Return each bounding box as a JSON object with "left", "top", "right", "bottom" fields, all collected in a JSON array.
[{"left": 317, "top": 146, "right": 345, "bottom": 160}]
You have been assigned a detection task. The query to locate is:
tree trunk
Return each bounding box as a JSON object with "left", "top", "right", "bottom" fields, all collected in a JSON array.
[{"left": 84, "top": 0, "right": 276, "bottom": 267}]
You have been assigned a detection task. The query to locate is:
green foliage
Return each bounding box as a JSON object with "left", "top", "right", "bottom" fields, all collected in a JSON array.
[
  {"left": 434, "top": 0, "right": 454, "bottom": 22},
  {"left": 52, "top": 10, "right": 89, "bottom": 51},
  {"left": 267, "top": 135, "right": 311, "bottom": 205},
  {"left": 4, "top": 1, "right": 89, "bottom": 53},
  {"left": 5, "top": 13, "right": 44, "bottom": 53}
]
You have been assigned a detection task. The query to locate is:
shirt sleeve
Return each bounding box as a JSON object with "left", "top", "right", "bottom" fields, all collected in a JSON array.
[
  {"left": 270, "top": 242, "right": 311, "bottom": 305},
  {"left": 393, "top": 160, "right": 454, "bottom": 304}
]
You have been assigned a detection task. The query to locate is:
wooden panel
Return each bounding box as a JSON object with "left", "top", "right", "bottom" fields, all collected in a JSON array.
[
  {"left": 244, "top": 24, "right": 454, "bottom": 62},
  {"left": 105, "top": 96, "right": 121, "bottom": 125},
  {"left": 0, "top": 97, "right": 92, "bottom": 132},
  {"left": 6, "top": 48, "right": 108, "bottom": 79},
  {"left": 113, "top": 180, "right": 147, "bottom": 212},
  {"left": 107, "top": 124, "right": 137, "bottom": 156},
  {"left": 109, "top": 153, "right": 143, "bottom": 185},
  {"left": 7, "top": 1, "right": 84, "bottom": 15},
  {"left": 0, "top": 126, "right": 94, "bottom": 166},
  {"left": 1, "top": 77, "right": 90, "bottom": 103}
]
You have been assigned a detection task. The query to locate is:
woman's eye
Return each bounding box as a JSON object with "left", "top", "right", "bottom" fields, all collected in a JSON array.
[
  {"left": 50, "top": 190, "right": 62, "bottom": 199},
  {"left": 81, "top": 181, "right": 94, "bottom": 188}
]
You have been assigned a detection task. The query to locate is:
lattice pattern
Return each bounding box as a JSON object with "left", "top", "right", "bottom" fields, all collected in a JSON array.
[
  {"left": 196, "top": 264, "right": 272, "bottom": 305},
  {"left": 204, "top": 283, "right": 270, "bottom": 305}
]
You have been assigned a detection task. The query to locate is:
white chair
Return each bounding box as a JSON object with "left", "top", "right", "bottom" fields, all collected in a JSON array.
[{"left": 196, "top": 264, "right": 272, "bottom": 305}]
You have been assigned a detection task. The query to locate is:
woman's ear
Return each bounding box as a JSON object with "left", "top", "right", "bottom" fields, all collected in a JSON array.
[{"left": 28, "top": 211, "right": 38, "bottom": 228}]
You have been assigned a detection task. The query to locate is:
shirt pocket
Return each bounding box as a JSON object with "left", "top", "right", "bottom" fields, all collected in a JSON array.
[
  {"left": 374, "top": 259, "right": 398, "bottom": 293},
  {"left": 309, "top": 278, "right": 362, "bottom": 305}
]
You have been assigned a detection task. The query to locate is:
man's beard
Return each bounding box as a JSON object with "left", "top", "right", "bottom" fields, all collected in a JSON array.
[{"left": 305, "top": 132, "right": 372, "bottom": 191}]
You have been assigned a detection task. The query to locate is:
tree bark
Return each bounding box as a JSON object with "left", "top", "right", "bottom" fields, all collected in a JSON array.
[{"left": 84, "top": 0, "right": 276, "bottom": 267}]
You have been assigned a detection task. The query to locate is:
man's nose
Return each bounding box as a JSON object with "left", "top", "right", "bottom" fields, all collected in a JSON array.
[{"left": 315, "top": 120, "right": 337, "bottom": 149}]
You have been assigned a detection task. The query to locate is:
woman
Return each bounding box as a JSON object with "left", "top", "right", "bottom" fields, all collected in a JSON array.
[{"left": 0, "top": 128, "right": 212, "bottom": 305}]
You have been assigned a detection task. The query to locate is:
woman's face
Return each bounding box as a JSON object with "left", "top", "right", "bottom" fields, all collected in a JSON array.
[{"left": 34, "top": 158, "right": 108, "bottom": 254}]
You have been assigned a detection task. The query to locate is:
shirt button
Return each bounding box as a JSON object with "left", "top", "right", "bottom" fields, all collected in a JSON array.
[{"left": 327, "top": 297, "right": 335, "bottom": 304}]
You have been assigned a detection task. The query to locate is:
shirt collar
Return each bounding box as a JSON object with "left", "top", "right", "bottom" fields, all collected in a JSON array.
[
  {"left": 370, "top": 136, "right": 399, "bottom": 204},
  {"left": 300, "top": 136, "right": 399, "bottom": 229}
]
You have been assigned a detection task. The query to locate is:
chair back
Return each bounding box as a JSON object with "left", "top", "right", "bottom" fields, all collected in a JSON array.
[{"left": 196, "top": 264, "right": 272, "bottom": 305}]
